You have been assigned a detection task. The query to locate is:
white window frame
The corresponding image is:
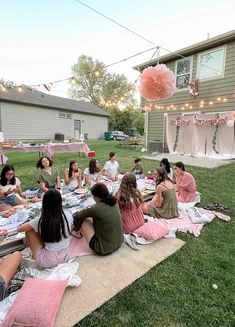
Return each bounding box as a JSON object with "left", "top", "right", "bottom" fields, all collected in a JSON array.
[
  {"left": 174, "top": 56, "right": 193, "bottom": 91},
  {"left": 196, "top": 46, "right": 226, "bottom": 81},
  {"left": 182, "top": 111, "right": 201, "bottom": 116}
]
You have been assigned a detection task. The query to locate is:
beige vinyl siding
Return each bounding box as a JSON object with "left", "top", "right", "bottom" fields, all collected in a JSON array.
[
  {"left": 145, "top": 40, "right": 235, "bottom": 143},
  {"left": 1, "top": 103, "right": 108, "bottom": 140}
]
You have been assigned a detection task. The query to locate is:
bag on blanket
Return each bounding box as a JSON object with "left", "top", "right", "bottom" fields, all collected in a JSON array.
[{"left": 188, "top": 207, "right": 211, "bottom": 224}]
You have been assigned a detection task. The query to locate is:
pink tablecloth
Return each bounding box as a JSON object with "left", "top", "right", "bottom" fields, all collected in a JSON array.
[{"left": 0, "top": 142, "right": 90, "bottom": 164}]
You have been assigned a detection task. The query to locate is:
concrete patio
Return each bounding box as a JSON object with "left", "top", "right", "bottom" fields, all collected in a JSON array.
[{"left": 142, "top": 153, "right": 234, "bottom": 168}]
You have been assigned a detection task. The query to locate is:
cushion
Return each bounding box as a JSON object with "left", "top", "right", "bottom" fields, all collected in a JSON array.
[
  {"left": 188, "top": 207, "right": 211, "bottom": 224},
  {"left": 2, "top": 278, "right": 68, "bottom": 327},
  {"left": 134, "top": 220, "right": 169, "bottom": 240}
]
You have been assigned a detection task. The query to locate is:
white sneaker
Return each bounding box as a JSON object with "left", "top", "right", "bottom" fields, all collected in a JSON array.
[
  {"left": 164, "top": 228, "right": 177, "bottom": 239},
  {"left": 124, "top": 234, "right": 139, "bottom": 250}
]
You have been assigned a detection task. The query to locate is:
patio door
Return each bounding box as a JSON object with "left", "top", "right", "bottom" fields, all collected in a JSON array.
[{"left": 74, "top": 119, "right": 81, "bottom": 140}]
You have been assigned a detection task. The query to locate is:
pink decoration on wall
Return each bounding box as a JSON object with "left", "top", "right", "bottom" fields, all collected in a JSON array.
[
  {"left": 189, "top": 78, "right": 199, "bottom": 98},
  {"left": 139, "top": 64, "right": 176, "bottom": 101}
]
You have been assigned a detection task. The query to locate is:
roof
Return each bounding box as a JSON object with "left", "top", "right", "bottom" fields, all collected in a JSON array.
[
  {"left": 0, "top": 85, "right": 109, "bottom": 117},
  {"left": 133, "top": 29, "right": 235, "bottom": 71}
]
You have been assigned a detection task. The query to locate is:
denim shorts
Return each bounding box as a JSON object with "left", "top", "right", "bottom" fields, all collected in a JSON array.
[{"left": 0, "top": 194, "right": 17, "bottom": 206}]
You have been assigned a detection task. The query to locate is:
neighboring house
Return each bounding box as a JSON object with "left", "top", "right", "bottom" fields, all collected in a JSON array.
[
  {"left": 134, "top": 30, "right": 235, "bottom": 151},
  {"left": 0, "top": 85, "right": 109, "bottom": 141}
]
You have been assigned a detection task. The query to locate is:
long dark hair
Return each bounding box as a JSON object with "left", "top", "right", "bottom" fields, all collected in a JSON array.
[
  {"left": 109, "top": 151, "right": 116, "bottom": 160},
  {"left": 160, "top": 158, "right": 171, "bottom": 174},
  {"left": 36, "top": 156, "right": 53, "bottom": 169},
  {"left": 38, "top": 189, "right": 70, "bottom": 243},
  {"left": 174, "top": 161, "right": 185, "bottom": 171},
  {"left": 155, "top": 167, "right": 170, "bottom": 186},
  {"left": 89, "top": 159, "right": 100, "bottom": 174},
  {"left": 118, "top": 173, "right": 143, "bottom": 209},
  {"left": 68, "top": 160, "right": 78, "bottom": 178},
  {"left": 91, "top": 183, "right": 117, "bottom": 206},
  {"left": 0, "top": 165, "right": 16, "bottom": 186}
]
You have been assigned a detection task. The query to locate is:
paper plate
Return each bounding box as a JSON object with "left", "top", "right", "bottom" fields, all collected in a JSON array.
[
  {"left": 74, "top": 188, "right": 87, "bottom": 194},
  {"left": 144, "top": 184, "right": 155, "bottom": 191}
]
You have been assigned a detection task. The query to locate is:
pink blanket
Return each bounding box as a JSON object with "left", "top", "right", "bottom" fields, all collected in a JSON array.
[
  {"left": 158, "top": 210, "right": 230, "bottom": 237},
  {"left": 68, "top": 232, "right": 94, "bottom": 258}
]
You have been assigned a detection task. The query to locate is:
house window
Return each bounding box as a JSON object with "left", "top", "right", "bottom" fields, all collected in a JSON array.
[
  {"left": 59, "top": 112, "right": 72, "bottom": 119},
  {"left": 175, "top": 58, "right": 192, "bottom": 90},
  {"left": 197, "top": 47, "right": 225, "bottom": 80}
]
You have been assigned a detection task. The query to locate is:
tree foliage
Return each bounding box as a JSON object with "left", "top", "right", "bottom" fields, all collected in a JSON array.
[
  {"left": 68, "top": 55, "right": 136, "bottom": 109},
  {"left": 68, "top": 55, "right": 144, "bottom": 135},
  {"left": 108, "top": 108, "right": 144, "bottom": 135}
]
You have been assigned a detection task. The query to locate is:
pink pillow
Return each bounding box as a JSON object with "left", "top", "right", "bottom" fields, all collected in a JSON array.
[
  {"left": 2, "top": 278, "right": 68, "bottom": 327},
  {"left": 134, "top": 220, "right": 169, "bottom": 240}
]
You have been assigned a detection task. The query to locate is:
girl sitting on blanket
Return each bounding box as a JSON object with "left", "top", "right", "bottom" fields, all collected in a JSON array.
[
  {"left": 17, "top": 189, "right": 73, "bottom": 268},
  {"left": 102, "top": 151, "right": 119, "bottom": 181},
  {"left": 73, "top": 183, "right": 123, "bottom": 256},
  {"left": 173, "top": 161, "right": 197, "bottom": 203},
  {"left": 63, "top": 160, "right": 82, "bottom": 192},
  {"left": 142, "top": 167, "right": 178, "bottom": 219},
  {"left": 83, "top": 159, "right": 100, "bottom": 186},
  {"left": 116, "top": 173, "right": 144, "bottom": 233},
  {"left": 160, "top": 158, "right": 173, "bottom": 181},
  {"left": 36, "top": 156, "right": 61, "bottom": 193},
  {"left": 0, "top": 165, "right": 26, "bottom": 212}
]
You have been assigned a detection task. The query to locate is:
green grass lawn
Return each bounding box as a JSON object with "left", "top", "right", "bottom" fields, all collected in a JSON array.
[{"left": 6, "top": 140, "right": 235, "bottom": 327}]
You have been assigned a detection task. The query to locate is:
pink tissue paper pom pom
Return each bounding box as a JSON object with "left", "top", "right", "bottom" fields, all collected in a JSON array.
[{"left": 139, "top": 64, "right": 176, "bottom": 101}]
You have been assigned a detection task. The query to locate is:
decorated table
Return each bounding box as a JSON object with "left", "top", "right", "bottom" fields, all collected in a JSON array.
[
  {"left": 0, "top": 176, "right": 156, "bottom": 257},
  {"left": 0, "top": 142, "right": 90, "bottom": 165}
]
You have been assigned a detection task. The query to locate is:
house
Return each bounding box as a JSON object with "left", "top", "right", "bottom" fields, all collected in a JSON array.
[
  {"left": 0, "top": 85, "right": 109, "bottom": 141},
  {"left": 134, "top": 30, "right": 235, "bottom": 153}
]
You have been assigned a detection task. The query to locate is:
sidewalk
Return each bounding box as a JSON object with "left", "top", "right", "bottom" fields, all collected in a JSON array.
[{"left": 142, "top": 153, "right": 234, "bottom": 168}]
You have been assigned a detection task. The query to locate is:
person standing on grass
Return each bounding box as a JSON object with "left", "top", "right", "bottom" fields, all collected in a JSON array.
[
  {"left": 73, "top": 183, "right": 123, "bottom": 256},
  {"left": 16, "top": 189, "right": 73, "bottom": 268},
  {"left": 63, "top": 160, "right": 82, "bottom": 192},
  {"left": 173, "top": 161, "right": 197, "bottom": 203},
  {"left": 116, "top": 173, "right": 145, "bottom": 234},
  {"left": 102, "top": 151, "right": 119, "bottom": 181},
  {"left": 36, "top": 156, "right": 61, "bottom": 192}
]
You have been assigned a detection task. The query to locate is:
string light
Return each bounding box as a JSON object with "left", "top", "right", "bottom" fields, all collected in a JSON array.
[
  {"left": 209, "top": 101, "right": 213, "bottom": 105},
  {"left": 217, "top": 97, "right": 221, "bottom": 101},
  {"left": 17, "top": 86, "right": 22, "bottom": 92},
  {"left": 223, "top": 98, "right": 227, "bottom": 102},
  {"left": 94, "top": 70, "right": 100, "bottom": 77}
]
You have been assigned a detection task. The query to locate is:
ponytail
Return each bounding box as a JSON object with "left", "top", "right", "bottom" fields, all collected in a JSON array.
[
  {"left": 91, "top": 183, "right": 117, "bottom": 206},
  {"left": 103, "top": 194, "right": 117, "bottom": 206}
]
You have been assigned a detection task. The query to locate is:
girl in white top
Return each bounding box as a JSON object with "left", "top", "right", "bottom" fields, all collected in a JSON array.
[
  {"left": 84, "top": 159, "right": 100, "bottom": 186},
  {"left": 160, "top": 158, "right": 173, "bottom": 180},
  {"left": 0, "top": 165, "right": 26, "bottom": 212},
  {"left": 102, "top": 151, "right": 119, "bottom": 181},
  {"left": 17, "top": 189, "right": 73, "bottom": 268},
  {"left": 63, "top": 160, "right": 82, "bottom": 192}
]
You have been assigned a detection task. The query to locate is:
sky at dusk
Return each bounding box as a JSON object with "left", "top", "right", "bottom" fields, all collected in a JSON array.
[{"left": 0, "top": 0, "right": 234, "bottom": 97}]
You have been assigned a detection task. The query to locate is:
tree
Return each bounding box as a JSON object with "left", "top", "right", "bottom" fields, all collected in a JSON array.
[
  {"left": 68, "top": 55, "right": 136, "bottom": 109},
  {"left": 0, "top": 78, "right": 16, "bottom": 88},
  {"left": 107, "top": 107, "right": 144, "bottom": 135}
]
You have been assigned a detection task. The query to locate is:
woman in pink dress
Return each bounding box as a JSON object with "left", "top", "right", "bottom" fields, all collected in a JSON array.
[
  {"left": 116, "top": 173, "right": 144, "bottom": 234},
  {"left": 173, "top": 162, "right": 197, "bottom": 203}
]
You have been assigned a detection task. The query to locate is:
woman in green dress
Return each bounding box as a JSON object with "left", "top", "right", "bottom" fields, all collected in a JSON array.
[{"left": 36, "top": 156, "right": 61, "bottom": 192}]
